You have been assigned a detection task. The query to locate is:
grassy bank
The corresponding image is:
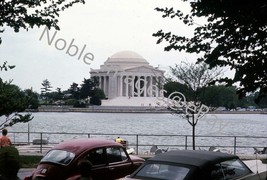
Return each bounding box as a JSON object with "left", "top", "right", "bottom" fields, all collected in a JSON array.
[{"left": 20, "top": 155, "right": 43, "bottom": 168}]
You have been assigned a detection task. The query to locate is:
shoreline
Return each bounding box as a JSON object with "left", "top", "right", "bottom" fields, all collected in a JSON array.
[{"left": 29, "top": 106, "right": 267, "bottom": 114}]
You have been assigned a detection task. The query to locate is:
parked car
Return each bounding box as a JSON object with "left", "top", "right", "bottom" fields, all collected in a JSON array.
[
  {"left": 125, "top": 150, "right": 265, "bottom": 180},
  {"left": 24, "top": 138, "right": 144, "bottom": 180}
]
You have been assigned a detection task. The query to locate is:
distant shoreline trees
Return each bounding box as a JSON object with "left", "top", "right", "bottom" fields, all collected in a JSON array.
[{"left": 40, "top": 78, "right": 105, "bottom": 107}]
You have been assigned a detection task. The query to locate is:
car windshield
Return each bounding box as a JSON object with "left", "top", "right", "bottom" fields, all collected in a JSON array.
[
  {"left": 41, "top": 150, "right": 75, "bottom": 165},
  {"left": 134, "top": 163, "right": 190, "bottom": 180},
  {"left": 211, "top": 158, "right": 252, "bottom": 179}
]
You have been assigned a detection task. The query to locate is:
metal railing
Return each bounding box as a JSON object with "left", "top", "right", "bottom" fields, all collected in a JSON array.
[{"left": 10, "top": 131, "right": 267, "bottom": 155}]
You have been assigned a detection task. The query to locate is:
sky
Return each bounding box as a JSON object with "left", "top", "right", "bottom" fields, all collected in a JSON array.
[{"left": 0, "top": 0, "right": 217, "bottom": 93}]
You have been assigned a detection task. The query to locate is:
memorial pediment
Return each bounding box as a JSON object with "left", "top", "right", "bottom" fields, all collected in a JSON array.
[{"left": 124, "top": 66, "right": 164, "bottom": 74}]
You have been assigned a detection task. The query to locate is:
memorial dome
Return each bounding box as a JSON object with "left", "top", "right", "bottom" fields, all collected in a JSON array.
[{"left": 105, "top": 50, "right": 149, "bottom": 66}]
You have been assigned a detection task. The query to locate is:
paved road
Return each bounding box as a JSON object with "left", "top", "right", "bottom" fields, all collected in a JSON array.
[{"left": 18, "top": 168, "right": 35, "bottom": 179}]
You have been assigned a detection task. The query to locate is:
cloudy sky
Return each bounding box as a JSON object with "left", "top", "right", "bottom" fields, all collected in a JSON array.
[{"left": 0, "top": 0, "right": 211, "bottom": 93}]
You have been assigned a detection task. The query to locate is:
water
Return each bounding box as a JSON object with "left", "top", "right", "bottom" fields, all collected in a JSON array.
[
  {"left": 8, "top": 112, "right": 267, "bottom": 136},
  {"left": 5, "top": 112, "right": 267, "bottom": 154}
]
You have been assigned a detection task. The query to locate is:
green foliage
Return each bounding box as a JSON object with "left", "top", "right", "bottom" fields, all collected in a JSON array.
[
  {"left": 90, "top": 96, "right": 101, "bottom": 106},
  {"left": 41, "top": 79, "right": 53, "bottom": 105},
  {"left": 93, "top": 88, "right": 106, "bottom": 99},
  {"left": 164, "top": 80, "right": 264, "bottom": 109},
  {"left": 24, "top": 89, "right": 39, "bottom": 109},
  {"left": 90, "top": 88, "right": 105, "bottom": 105},
  {"left": 200, "top": 85, "right": 238, "bottom": 108},
  {"left": 0, "top": 0, "right": 85, "bottom": 128},
  {"left": 65, "top": 99, "right": 77, "bottom": 105},
  {"left": 0, "top": 61, "right": 15, "bottom": 71},
  {"left": 19, "top": 155, "right": 43, "bottom": 168},
  {"left": 0, "top": 146, "right": 20, "bottom": 179},
  {"left": 0, "top": 79, "right": 34, "bottom": 128},
  {"left": 154, "top": 1, "right": 267, "bottom": 100},
  {"left": 168, "top": 61, "right": 223, "bottom": 101},
  {"left": 41, "top": 79, "right": 52, "bottom": 94},
  {"left": 164, "top": 81, "right": 194, "bottom": 101},
  {"left": 68, "top": 82, "right": 80, "bottom": 99},
  {"left": 73, "top": 100, "right": 86, "bottom": 108},
  {"left": 0, "top": 0, "right": 85, "bottom": 34},
  {"left": 80, "top": 78, "right": 99, "bottom": 99}
]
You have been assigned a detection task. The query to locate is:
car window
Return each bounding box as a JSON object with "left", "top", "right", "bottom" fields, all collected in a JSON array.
[
  {"left": 106, "top": 147, "right": 128, "bottom": 163},
  {"left": 41, "top": 150, "right": 75, "bottom": 165},
  {"left": 210, "top": 159, "right": 252, "bottom": 180},
  {"left": 86, "top": 148, "right": 106, "bottom": 166},
  {"left": 135, "top": 163, "right": 190, "bottom": 180}
]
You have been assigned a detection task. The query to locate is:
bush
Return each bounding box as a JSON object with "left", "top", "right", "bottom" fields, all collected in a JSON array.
[{"left": 90, "top": 97, "right": 101, "bottom": 105}]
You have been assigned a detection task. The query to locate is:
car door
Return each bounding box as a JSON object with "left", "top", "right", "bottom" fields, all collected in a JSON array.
[
  {"left": 106, "top": 146, "right": 133, "bottom": 179},
  {"left": 84, "top": 147, "right": 109, "bottom": 180}
]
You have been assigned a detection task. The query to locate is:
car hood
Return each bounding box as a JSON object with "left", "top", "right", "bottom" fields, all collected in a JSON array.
[{"left": 129, "top": 155, "right": 145, "bottom": 162}]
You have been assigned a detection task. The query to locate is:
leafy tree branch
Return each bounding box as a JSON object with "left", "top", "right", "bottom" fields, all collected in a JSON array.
[{"left": 154, "top": 1, "right": 267, "bottom": 101}]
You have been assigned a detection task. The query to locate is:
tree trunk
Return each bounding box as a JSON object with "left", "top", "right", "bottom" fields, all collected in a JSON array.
[{"left": 192, "top": 115, "right": 195, "bottom": 150}]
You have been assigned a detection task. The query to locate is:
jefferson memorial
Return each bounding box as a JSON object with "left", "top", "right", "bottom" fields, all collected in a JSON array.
[{"left": 90, "top": 50, "right": 165, "bottom": 106}]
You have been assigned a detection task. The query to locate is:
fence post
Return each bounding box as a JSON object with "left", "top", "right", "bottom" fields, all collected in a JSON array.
[
  {"left": 234, "top": 136, "right": 236, "bottom": 155},
  {"left": 185, "top": 135, "right": 188, "bottom": 150},
  {"left": 13, "top": 133, "right": 16, "bottom": 145},
  {"left": 40, "top": 133, "right": 43, "bottom": 154},
  {"left": 28, "top": 123, "right": 30, "bottom": 145},
  {"left": 136, "top": 135, "right": 139, "bottom": 155},
  {"left": 88, "top": 134, "right": 90, "bottom": 138}
]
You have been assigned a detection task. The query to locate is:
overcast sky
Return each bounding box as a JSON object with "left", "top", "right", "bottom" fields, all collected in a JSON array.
[{"left": 0, "top": 0, "right": 215, "bottom": 93}]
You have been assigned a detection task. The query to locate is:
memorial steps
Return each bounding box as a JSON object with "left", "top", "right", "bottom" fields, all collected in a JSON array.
[{"left": 101, "top": 97, "right": 165, "bottom": 107}]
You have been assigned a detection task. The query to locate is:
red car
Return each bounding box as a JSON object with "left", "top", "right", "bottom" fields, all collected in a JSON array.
[{"left": 24, "top": 138, "right": 144, "bottom": 180}]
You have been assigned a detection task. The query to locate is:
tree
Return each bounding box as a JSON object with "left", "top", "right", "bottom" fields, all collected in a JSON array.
[
  {"left": 41, "top": 79, "right": 52, "bottom": 105},
  {"left": 0, "top": 0, "right": 85, "bottom": 41},
  {"left": 255, "top": 92, "right": 267, "bottom": 108},
  {"left": 0, "top": 0, "right": 84, "bottom": 128},
  {"left": 24, "top": 88, "right": 39, "bottom": 109},
  {"left": 153, "top": 1, "right": 267, "bottom": 101},
  {"left": 90, "top": 88, "right": 105, "bottom": 106},
  {"left": 166, "top": 90, "right": 209, "bottom": 150},
  {"left": 164, "top": 81, "right": 194, "bottom": 101},
  {"left": 162, "top": 61, "right": 223, "bottom": 150},
  {"left": 199, "top": 85, "right": 238, "bottom": 108},
  {"left": 68, "top": 82, "right": 80, "bottom": 100},
  {"left": 80, "top": 78, "right": 99, "bottom": 99},
  {"left": 170, "top": 61, "right": 223, "bottom": 101},
  {"left": 0, "top": 79, "right": 33, "bottom": 129},
  {"left": 0, "top": 62, "right": 15, "bottom": 71}
]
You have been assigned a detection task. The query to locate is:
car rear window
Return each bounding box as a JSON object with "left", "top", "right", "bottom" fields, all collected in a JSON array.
[
  {"left": 41, "top": 150, "right": 75, "bottom": 165},
  {"left": 135, "top": 163, "right": 190, "bottom": 180}
]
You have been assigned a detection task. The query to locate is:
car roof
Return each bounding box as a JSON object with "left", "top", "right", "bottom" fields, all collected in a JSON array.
[
  {"left": 148, "top": 150, "right": 239, "bottom": 169},
  {"left": 52, "top": 138, "right": 122, "bottom": 155}
]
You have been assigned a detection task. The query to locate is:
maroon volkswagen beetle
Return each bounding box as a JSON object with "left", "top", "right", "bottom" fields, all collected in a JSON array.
[{"left": 24, "top": 138, "right": 144, "bottom": 180}]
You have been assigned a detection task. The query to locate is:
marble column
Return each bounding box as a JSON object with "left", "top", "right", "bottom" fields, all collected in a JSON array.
[
  {"left": 103, "top": 76, "right": 107, "bottom": 95},
  {"left": 119, "top": 75, "right": 123, "bottom": 96},
  {"left": 131, "top": 75, "right": 135, "bottom": 97},
  {"left": 137, "top": 76, "right": 141, "bottom": 97},
  {"left": 144, "top": 76, "right": 147, "bottom": 97},
  {"left": 150, "top": 76, "right": 153, "bottom": 97}
]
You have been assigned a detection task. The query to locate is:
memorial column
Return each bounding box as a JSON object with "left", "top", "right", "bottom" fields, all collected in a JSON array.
[
  {"left": 131, "top": 75, "right": 135, "bottom": 97},
  {"left": 144, "top": 76, "right": 147, "bottom": 97}
]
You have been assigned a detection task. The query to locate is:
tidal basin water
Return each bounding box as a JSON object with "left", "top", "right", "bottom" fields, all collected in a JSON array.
[{"left": 7, "top": 112, "right": 267, "bottom": 154}]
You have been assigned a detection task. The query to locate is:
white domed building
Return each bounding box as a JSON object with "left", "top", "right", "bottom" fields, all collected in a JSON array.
[{"left": 90, "top": 51, "right": 165, "bottom": 106}]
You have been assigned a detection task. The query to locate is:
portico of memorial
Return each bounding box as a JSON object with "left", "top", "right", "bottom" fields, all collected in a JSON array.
[{"left": 90, "top": 51, "right": 165, "bottom": 106}]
